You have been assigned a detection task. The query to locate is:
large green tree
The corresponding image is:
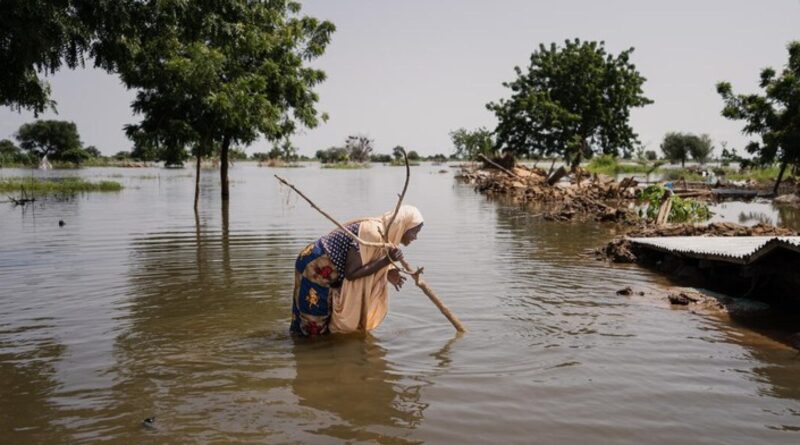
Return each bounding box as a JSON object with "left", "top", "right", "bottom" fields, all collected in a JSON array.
[
  {"left": 487, "top": 39, "right": 652, "bottom": 169},
  {"left": 717, "top": 41, "right": 800, "bottom": 194},
  {"left": 106, "top": 0, "right": 334, "bottom": 202},
  {"left": 16, "top": 119, "right": 89, "bottom": 164}
]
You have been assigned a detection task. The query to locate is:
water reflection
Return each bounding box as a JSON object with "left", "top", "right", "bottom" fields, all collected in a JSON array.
[
  {"left": 292, "top": 336, "right": 426, "bottom": 444},
  {"left": 0, "top": 332, "right": 67, "bottom": 444}
]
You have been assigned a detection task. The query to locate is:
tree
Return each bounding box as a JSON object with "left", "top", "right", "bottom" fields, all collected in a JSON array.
[
  {"left": 16, "top": 120, "right": 88, "bottom": 163},
  {"left": 108, "top": 1, "right": 334, "bottom": 202},
  {"left": 487, "top": 39, "right": 652, "bottom": 169},
  {"left": 449, "top": 127, "right": 494, "bottom": 160},
  {"left": 689, "top": 134, "right": 713, "bottom": 164},
  {"left": 407, "top": 150, "right": 420, "bottom": 161},
  {"left": 392, "top": 146, "right": 405, "bottom": 160},
  {"left": 316, "top": 146, "right": 348, "bottom": 164},
  {"left": 344, "top": 135, "right": 373, "bottom": 163},
  {"left": 85, "top": 145, "right": 102, "bottom": 158},
  {"left": 717, "top": 41, "right": 800, "bottom": 194},
  {"left": 0, "top": 1, "right": 93, "bottom": 114},
  {"left": 0, "top": 138, "right": 30, "bottom": 165},
  {"left": 645, "top": 150, "right": 658, "bottom": 161},
  {"left": 0, "top": 139, "right": 20, "bottom": 157}
]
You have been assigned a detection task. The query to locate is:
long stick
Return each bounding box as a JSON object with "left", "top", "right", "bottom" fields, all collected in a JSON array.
[{"left": 275, "top": 175, "right": 394, "bottom": 249}]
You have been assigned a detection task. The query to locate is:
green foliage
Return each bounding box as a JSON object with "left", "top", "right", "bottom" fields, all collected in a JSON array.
[
  {"left": 449, "top": 127, "right": 494, "bottom": 160},
  {"left": 644, "top": 150, "right": 658, "bottom": 161},
  {"left": 487, "top": 39, "right": 652, "bottom": 166},
  {"left": 107, "top": 1, "right": 335, "bottom": 197},
  {"left": 84, "top": 145, "right": 102, "bottom": 158},
  {"left": 427, "top": 154, "right": 448, "bottom": 162},
  {"left": 638, "top": 185, "right": 711, "bottom": 223},
  {"left": 585, "top": 154, "right": 652, "bottom": 175},
  {"left": 0, "top": 177, "right": 122, "bottom": 194},
  {"left": 407, "top": 150, "right": 420, "bottom": 161},
  {"left": 0, "top": 0, "right": 93, "bottom": 114},
  {"left": 15, "top": 120, "right": 91, "bottom": 164},
  {"left": 717, "top": 41, "right": 800, "bottom": 191},
  {"left": 268, "top": 138, "right": 299, "bottom": 162},
  {"left": 392, "top": 146, "right": 405, "bottom": 160},
  {"left": 660, "top": 132, "right": 713, "bottom": 166},
  {"left": 229, "top": 148, "right": 248, "bottom": 161},
  {"left": 344, "top": 135, "right": 373, "bottom": 163},
  {"left": 0, "top": 138, "right": 33, "bottom": 166},
  {"left": 316, "top": 146, "right": 349, "bottom": 164},
  {"left": 320, "top": 162, "right": 369, "bottom": 169},
  {"left": 370, "top": 154, "right": 392, "bottom": 163}
]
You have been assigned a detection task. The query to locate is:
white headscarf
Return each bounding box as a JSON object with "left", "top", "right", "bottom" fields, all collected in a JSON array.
[{"left": 330, "top": 205, "right": 424, "bottom": 333}]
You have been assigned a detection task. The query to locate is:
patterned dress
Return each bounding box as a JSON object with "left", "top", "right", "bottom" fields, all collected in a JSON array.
[{"left": 290, "top": 223, "right": 360, "bottom": 336}]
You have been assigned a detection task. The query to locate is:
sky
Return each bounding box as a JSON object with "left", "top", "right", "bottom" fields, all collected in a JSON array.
[{"left": 1, "top": 0, "right": 799, "bottom": 157}]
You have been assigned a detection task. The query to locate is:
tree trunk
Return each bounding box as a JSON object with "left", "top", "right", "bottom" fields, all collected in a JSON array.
[
  {"left": 773, "top": 160, "right": 788, "bottom": 196},
  {"left": 570, "top": 150, "right": 583, "bottom": 172},
  {"left": 220, "top": 136, "right": 231, "bottom": 201},
  {"left": 681, "top": 158, "right": 685, "bottom": 168},
  {"left": 194, "top": 153, "right": 202, "bottom": 212}
]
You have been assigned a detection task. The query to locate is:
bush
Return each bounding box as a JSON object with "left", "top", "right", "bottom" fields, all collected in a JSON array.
[{"left": 638, "top": 185, "right": 710, "bottom": 223}]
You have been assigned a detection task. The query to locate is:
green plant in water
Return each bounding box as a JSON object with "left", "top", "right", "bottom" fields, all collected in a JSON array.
[
  {"left": 0, "top": 177, "right": 123, "bottom": 194},
  {"left": 638, "top": 184, "right": 710, "bottom": 223}
]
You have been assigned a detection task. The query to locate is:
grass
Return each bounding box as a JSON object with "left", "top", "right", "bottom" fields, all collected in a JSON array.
[
  {"left": 0, "top": 177, "right": 123, "bottom": 194},
  {"left": 585, "top": 155, "right": 652, "bottom": 176},
  {"left": 320, "top": 162, "right": 370, "bottom": 169},
  {"left": 721, "top": 166, "right": 795, "bottom": 182},
  {"left": 388, "top": 160, "right": 421, "bottom": 167}
]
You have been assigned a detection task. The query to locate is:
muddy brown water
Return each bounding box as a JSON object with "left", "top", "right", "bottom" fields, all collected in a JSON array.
[{"left": 1, "top": 164, "right": 799, "bottom": 444}]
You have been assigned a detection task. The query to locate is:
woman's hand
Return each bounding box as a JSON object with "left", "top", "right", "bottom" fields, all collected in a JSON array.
[
  {"left": 388, "top": 247, "right": 404, "bottom": 262},
  {"left": 387, "top": 268, "right": 406, "bottom": 291}
]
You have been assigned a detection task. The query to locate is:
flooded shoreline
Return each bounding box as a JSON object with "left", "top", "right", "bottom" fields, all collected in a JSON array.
[{"left": 1, "top": 165, "right": 799, "bottom": 444}]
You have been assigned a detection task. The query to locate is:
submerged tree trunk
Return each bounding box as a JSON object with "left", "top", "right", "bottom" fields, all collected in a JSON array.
[
  {"left": 194, "top": 153, "right": 202, "bottom": 212},
  {"left": 773, "top": 160, "right": 788, "bottom": 196},
  {"left": 220, "top": 136, "right": 231, "bottom": 201}
]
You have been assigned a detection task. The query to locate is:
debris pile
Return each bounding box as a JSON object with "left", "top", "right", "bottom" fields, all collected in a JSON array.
[{"left": 457, "top": 165, "right": 640, "bottom": 222}]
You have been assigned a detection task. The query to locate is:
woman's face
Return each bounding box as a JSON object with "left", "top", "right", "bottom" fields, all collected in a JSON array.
[{"left": 401, "top": 223, "right": 423, "bottom": 246}]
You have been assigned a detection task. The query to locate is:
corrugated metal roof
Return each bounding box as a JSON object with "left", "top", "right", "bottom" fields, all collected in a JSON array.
[{"left": 627, "top": 236, "right": 800, "bottom": 264}]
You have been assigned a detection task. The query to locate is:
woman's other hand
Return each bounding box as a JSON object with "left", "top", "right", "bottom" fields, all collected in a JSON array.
[
  {"left": 387, "top": 268, "right": 406, "bottom": 291},
  {"left": 388, "top": 247, "right": 404, "bottom": 262}
]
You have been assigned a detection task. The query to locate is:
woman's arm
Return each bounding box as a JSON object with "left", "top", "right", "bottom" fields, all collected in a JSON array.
[{"left": 344, "top": 247, "right": 403, "bottom": 280}]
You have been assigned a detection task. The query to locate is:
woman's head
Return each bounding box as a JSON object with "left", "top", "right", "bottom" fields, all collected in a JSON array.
[
  {"left": 401, "top": 222, "right": 423, "bottom": 246},
  {"left": 381, "top": 205, "right": 424, "bottom": 246}
]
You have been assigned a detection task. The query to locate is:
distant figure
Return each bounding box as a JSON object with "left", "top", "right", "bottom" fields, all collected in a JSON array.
[
  {"left": 290, "top": 205, "right": 424, "bottom": 336},
  {"left": 58, "top": 220, "right": 65, "bottom": 227},
  {"left": 39, "top": 154, "right": 52, "bottom": 170}
]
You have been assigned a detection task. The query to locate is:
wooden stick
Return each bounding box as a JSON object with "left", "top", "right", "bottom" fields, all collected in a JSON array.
[
  {"left": 478, "top": 154, "right": 519, "bottom": 178},
  {"left": 379, "top": 148, "right": 466, "bottom": 332},
  {"left": 400, "top": 258, "right": 466, "bottom": 332},
  {"left": 274, "top": 175, "right": 394, "bottom": 249}
]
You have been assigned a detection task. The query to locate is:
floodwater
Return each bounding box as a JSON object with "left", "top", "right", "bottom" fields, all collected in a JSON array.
[{"left": 1, "top": 164, "right": 799, "bottom": 444}]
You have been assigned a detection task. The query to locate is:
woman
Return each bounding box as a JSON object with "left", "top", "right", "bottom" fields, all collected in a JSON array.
[{"left": 290, "top": 205, "right": 424, "bottom": 336}]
